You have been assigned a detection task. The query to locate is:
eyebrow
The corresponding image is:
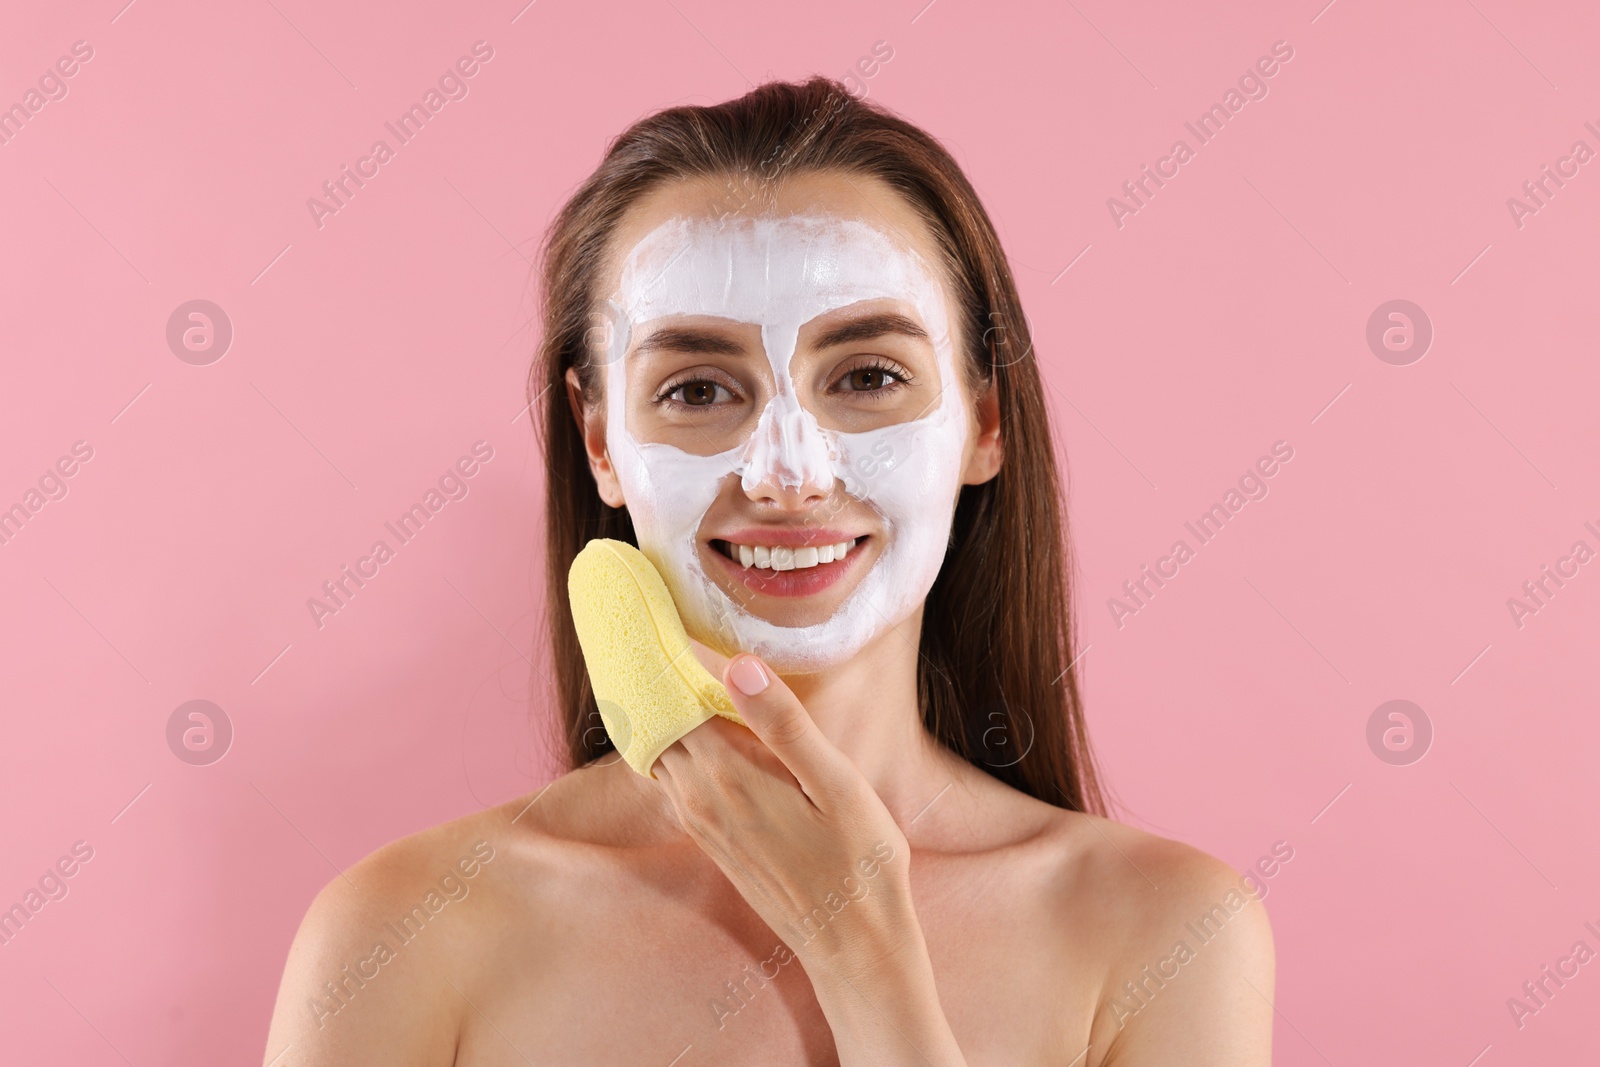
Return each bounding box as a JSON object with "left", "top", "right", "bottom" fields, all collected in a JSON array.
[
  {"left": 812, "top": 312, "right": 929, "bottom": 350},
  {"left": 633, "top": 326, "right": 747, "bottom": 357}
]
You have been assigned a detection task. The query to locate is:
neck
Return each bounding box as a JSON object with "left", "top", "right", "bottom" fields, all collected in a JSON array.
[
  {"left": 780, "top": 607, "right": 960, "bottom": 822},
  {"left": 620, "top": 608, "right": 967, "bottom": 847}
]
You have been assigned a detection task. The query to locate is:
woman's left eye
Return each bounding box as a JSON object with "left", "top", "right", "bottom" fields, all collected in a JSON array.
[{"left": 835, "top": 362, "right": 909, "bottom": 394}]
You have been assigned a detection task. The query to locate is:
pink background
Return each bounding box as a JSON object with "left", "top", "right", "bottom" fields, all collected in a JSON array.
[{"left": 2, "top": 0, "right": 1597, "bottom": 1062}]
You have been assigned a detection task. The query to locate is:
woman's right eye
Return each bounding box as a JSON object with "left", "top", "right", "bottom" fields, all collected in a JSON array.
[{"left": 660, "top": 379, "right": 734, "bottom": 406}]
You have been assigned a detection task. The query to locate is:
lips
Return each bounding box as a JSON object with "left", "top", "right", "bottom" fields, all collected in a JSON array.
[{"left": 706, "top": 534, "right": 867, "bottom": 598}]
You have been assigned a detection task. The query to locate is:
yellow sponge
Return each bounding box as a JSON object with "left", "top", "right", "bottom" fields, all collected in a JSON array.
[{"left": 568, "top": 538, "right": 744, "bottom": 777}]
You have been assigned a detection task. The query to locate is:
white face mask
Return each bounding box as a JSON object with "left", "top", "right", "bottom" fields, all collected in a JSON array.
[{"left": 599, "top": 212, "right": 970, "bottom": 673}]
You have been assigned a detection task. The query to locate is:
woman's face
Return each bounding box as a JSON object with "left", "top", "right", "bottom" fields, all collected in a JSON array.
[{"left": 578, "top": 171, "right": 1000, "bottom": 673}]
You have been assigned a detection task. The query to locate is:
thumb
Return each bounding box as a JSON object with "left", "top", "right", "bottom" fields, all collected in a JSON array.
[{"left": 722, "top": 654, "right": 843, "bottom": 799}]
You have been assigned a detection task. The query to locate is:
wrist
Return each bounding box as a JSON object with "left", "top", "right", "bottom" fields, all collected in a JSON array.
[{"left": 785, "top": 874, "right": 923, "bottom": 981}]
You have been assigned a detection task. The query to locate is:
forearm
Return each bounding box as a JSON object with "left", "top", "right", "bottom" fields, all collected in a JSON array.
[{"left": 803, "top": 905, "right": 968, "bottom": 1067}]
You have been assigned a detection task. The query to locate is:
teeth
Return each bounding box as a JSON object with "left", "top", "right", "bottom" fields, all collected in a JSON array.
[{"left": 727, "top": 538, "right": 858, "bottom": 571}]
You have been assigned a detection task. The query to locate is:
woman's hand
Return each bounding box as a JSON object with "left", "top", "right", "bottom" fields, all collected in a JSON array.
[
  {"left": 652, "top": 651, "right": 969, "bottom": 1066},
  {"left": 655, "top": 651, "right": 910, "bottom": 976}
]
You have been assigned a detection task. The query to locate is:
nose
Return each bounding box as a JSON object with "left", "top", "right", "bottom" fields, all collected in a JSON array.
[{"left": 738, "top": 389, "right": 835, "bottom": 508}]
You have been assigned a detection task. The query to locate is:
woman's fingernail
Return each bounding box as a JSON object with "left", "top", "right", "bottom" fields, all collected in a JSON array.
[{"left": 729, "top": 656, "right": 769, "bottom": 696}]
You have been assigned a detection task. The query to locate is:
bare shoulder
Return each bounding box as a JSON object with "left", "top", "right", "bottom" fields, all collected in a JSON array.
[
  {"left": 260, "top": 803, "right": 518, "bottom": 1067},
  {"left": 914, "top": 766, "right": 1273, "bottom": 1063},
  {"left": 1046, "top": 813, "right": 1276, "bottom": 1067},
  {"left": 260, "top": 758, "right": 664, "bottom": 1065}
]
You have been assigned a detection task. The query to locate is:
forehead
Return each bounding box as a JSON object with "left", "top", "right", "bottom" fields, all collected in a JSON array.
[
  {"left": 615, "top": 215, "right": 949, "bottom": 337},
  {"left": 596, "top": 172, "right": 954, "bottom": 324}
]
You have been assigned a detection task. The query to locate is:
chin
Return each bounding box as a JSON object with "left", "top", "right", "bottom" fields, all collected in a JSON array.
[{"left": 694, "top": 620, "right": 869, "bottom": 676}]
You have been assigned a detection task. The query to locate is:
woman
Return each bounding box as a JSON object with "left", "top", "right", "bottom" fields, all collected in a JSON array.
[{"left": 266, "top": 76, "right": 1274, "bottom": 1066}]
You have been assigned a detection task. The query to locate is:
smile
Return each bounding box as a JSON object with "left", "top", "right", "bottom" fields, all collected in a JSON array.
[
  {"left": 713, "top": 537, "right": 859, "bottom": 571},
  {"left": 706, "top": 534, "right": 868, "bottom": 599}
]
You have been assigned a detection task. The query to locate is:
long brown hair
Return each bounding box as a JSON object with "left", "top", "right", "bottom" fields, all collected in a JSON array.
[{"left": 528, "top": 76, "right": 1107, "bottom": 815}]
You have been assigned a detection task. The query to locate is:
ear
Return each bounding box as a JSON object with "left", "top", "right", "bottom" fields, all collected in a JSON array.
[
  {"left": 565, "top": 367, "right": 627, "bottom": 508},
  {"left": 961, "top": 376, "right": 1003, "bottom": 486}
]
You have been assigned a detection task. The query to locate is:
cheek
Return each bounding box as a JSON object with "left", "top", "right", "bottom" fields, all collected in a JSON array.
[
  {"left": 835, "top": 403, "right": 969, "bottom": 522},
  {"left": 610, "top": 433, "right": 733, "bottom": 543}
]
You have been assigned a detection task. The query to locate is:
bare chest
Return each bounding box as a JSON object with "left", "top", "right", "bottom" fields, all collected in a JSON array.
[{"left": 452, "top": 854, "right": 1098, "bottom": 1066}]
